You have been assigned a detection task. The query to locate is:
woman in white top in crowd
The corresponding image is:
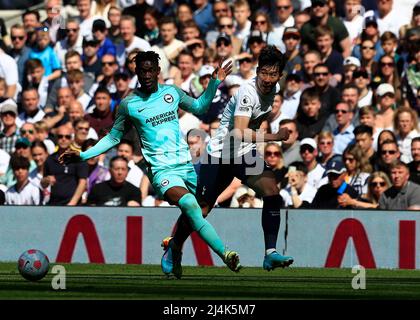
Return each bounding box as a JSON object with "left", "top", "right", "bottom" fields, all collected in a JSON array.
[{"left": 394, "top": 106, "right": 420, "bottom": 163}]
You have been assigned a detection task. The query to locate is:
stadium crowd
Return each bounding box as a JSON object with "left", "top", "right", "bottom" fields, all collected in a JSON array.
[{"left": 0, "top": 0, "right": 419, "bottom": 210}]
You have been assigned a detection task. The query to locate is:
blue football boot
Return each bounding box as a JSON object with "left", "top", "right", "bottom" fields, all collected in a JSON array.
[{"left": 263, "top": 251, "right": 294, "bottom": 271}]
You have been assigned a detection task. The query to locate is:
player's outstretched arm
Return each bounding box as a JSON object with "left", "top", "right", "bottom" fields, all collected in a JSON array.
[{"left": 178, "top": 58, "right": 233, "bottom": 115}]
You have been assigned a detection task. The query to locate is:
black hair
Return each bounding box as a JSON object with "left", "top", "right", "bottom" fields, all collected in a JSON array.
[
  {"left": 30, "top": 140, "right": 48, "bottom": 152},
  {"left": 353, "top": 124, "right": 373, "bottom": 137},
  {"left": 135, "top": 51, "right": 161, "bottom": 69},
  {"left": 82, "top": 138, "right": 98, "bottom": 152},
  {"left": 412, "top": 137, "right": 420, "bottom": 145},
  {"left": 110, "top": 155, "right": 129, "bottom": 167},
  {"left": 94, "top": 86, "right": 111, "bottom": 97},
  {"left": 118, "top": 139, "right": 135, "bottom": 152},
  {"left": 257, "top": 45, "right": 286, "bottom": 74},
  {"left": 10, "top": 155, "right": 30, "bottom": 171},
  {"left": 288, "top": 161, "right": 308, "bottom": 175},
  {"left": 23, "top": 10, "right": 40, "bottom": 22}
]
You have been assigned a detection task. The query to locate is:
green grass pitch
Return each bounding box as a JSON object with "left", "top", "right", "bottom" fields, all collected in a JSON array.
[{"left": 1, "top": 263, "right": 420, "bottom": 299}]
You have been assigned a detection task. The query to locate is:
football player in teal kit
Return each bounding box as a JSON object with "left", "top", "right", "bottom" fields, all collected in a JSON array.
[{"left": 59, "top": 51, "right": 241, "bottom": 277}]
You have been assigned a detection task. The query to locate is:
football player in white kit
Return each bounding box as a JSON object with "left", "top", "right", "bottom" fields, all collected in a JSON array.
[{"left": 162, "top": 45, "right": 294, "bottom": 277}]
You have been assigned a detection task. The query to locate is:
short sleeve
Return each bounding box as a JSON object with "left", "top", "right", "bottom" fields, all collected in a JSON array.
[{"left": 233, "top": 85, "right": 256, "bottom": 118}]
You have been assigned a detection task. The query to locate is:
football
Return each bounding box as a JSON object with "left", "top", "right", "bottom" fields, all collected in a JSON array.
[{"left": 17, "top": 249, "right": 50, "bottom": 281}]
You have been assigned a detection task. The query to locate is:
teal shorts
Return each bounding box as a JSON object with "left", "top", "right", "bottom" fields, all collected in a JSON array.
[{"left": 148, "top": 162, "right": 197, "bottom": 199}]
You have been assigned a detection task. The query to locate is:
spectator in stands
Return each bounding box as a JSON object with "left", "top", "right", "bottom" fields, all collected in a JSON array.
[
  {"left": 402, "top": 42, "right": 420, "bottom": 111},
  {"left": 312, "top": 159, "right": 359, "bottom": 209},
  {"left": 19, "top": 123, "right": 36, "bottom": 145},
  {"left": 175, "top": 51, "right": 197, "bottom": 95},
  {"left": 338, "top": 171, "right": 391, "bottom": 209},
  {"left": 54, "top": 19, "right": 83, "bottom": 68},
  {"left": 24, "top": 59, "right": 49, "bottom": 109},
  {"left": 230, "top": 186, "right": 263, "bottom": 208},
  {"left": 116, "top": 139, "right": 144, "bottom": 188},
  {"left": 142, "top": 7, "right": 161, "bottom": 46},
  {"left": 354, "top": 124, "right": 377, "bottom": 168},
  {"left": 280, "top": 161, "right": 317, "bottom": 208},
  {"left": 232, "top": 0, "right": 252, "bottom": 41},
  {"left": 279, "top": 119, "right": 302, "bottom": 166},
  {"left": 72, "top": 118, "right": 91, "bottom": 151},
  {"left": 214, "top": 16, "right": 243, "bottom": 56},
  {"left": 126, "top": 48, "right": 140, "bottom": 89},
  {"left": 46, "top": 50, "right": 95, "bottom": 109},
  {"left": 294, "top": 10, "right": 311, "bottom": 30},
  {"left": 34, "top": 121, "right": 55, "bottom": 154},
  {"left": 67, "top": 69, "right": 92, "bottom": 111},
  {"left": 379, "top": 160, "right": 420, "bottom": 210},
  {"left": 107, "top": 5, "right": 123, "bottom": 46},
  {"left": 29, "top": 141, "right": 50, "bottom": 204},
  {"left": 92, "top": 19, "right": 117, "bottom": 60},
  {"left": 296, "top": 87, "right": 328, "bottom": 140},
  {"left": 300, "top": 137, "right": 326, "bottom": 189},
  {"left": 113, "top": 71, "right": 132, "bottom": 104},
  {"left": 0, "top": 137, "right": 36, "bottom": 188},
  {"left": 87, "top": 155, "right": 141, "bottom": 206},
  {"left": 342, "top": 144, "right": 372, "bottom": 195},
  {"left": 82, "top": 138, "right": 110, "bottom": 197},
  {"left": 8, "top": 24, "right": 31, "bottom": 85},
  {"left": 187, "top": 129, "right": 207, "bottom": 175},
  {"left": 359, "top": 38, "right": 378, "bottom": 76},
  {"left": 247, "top": 30, "right": 267, "bottom": 64},
  {"left": 353, "top": 67, "right": 373, "bottom": 108},
  {"left": 94, "top": 54, "right": 119, "bottom": 95},
  {"left": 267, "top": 93, "right": 287, "bottom": 135},
  {"left": 42, "top": 125, "right": 88, "bottom": 205},
  {"left": 0, "top": 103, "right": 19, "bottom": 154},
  {"left": 116, "top": 15, "right": 151, "bottom": 67},
  {"left": 409, "top": 137, "right": 420, "bottom": 185},
  {"left": 0, "top": 49, "right": 19, "bottom": 100},
  {"left": 77, "top": 0, "right": 99, "bottom": 38},
  {"left": 380, "top": 31, "right": 399, "bottom": 61},
  {"left": 196, "top": 65, "right": 228, "bottom": 129},
  {"left": 374, "top": 54, "right": 401, "bottom": 102},
  {"left": 375, "top": 83, "right": 396, "bottom": 131},
  {"left": 332, "top": 102, "right": 355, "bottom": 155},
  {"left": 315, "top": 26, "right": 344, "bottom": 83},
  {"left": 352, "top": 16, "right": 384, "bottom": 62},
  {"left": 313, "top": 63, "right": 341, "bottom": 115},
  {"left": 5, "top": 155, "right": 40, "bottom": 205},
  {"left": 182, "top": 20, "right": 202, "bottom": 43},
  {"left": 122, "top": 0, "right": 152, "bottom": 39},
  {"left": 283, "top": 27, "right": 303, "bottom": 76},
  {"left": 323, "top": 83, "right": 361, "bottom": 132},
  {"left": 17, "top": 88, "right": 46, "bottom": 128},
  {"left": 342, "top": 56, "right": 361, "bottom": 86},
  {"left": 375, "top": 138, "right": 401, "bottom": 175},
  {"left": 281, "top": 74, "right": 302, "bottom": 121},
  {"left": 394, "top": 107, "right": 420, "bottom": 163},
  {"left": 29, "top": 26, "right": 61, "bottom": 81},
  {"left": 264, "top": 142, "right": 287, "bottom": 188},
  {"left": 0, "top": 146, "right": 10, "bottom": 178},
  {"left": 85, "top": 87, "right": 114, "bottom": 138},
  {"left": 42, "top": 0, "right": 66, "bottom": 44},
  {"left": 272, "top": 0, "right": 295, "bottom": 40},
  {"left": 317, "top": 130, "right": 340, "bottom": 167},
  {"left": 22, "top": 10, "right": 41, "bottom": 48},
  {"left": 301, "top": 0, "right": 351, "bottom": 57},
  {"left": 301, "top": 50, "right": 322, "bottom": 87},
  {"left": 369, "top": 0, "right": 408, "bottom": 37},
  {"left": 342, "top": 0, "right": 364, "bottom": 49}
]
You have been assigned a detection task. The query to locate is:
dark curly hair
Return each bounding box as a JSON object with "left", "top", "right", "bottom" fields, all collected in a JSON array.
[
  {"left": 135, "top": 51, "right": 161, "bottom": 69},
  {"left": 257, "top": 45, "right": 286, "bottom": 74}
]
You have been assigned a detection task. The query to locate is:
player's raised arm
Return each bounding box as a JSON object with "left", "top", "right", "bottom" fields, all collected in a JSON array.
[
  {"left": 58, "top": 101, "right": 130, "bottom": 165},
  {"left": 177, "top": 58, "right": 233, "bottom": 115}
]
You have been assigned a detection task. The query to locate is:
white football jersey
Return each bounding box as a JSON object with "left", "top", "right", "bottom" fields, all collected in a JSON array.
[{"left": 207, "top": 78, "right": 280, "bottom": 159}]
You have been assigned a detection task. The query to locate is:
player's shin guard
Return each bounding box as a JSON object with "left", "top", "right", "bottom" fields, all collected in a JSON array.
[
  {"left": 261, "top": 195, "right": 282, "bottom": 251},
  {"left": 178, "top": 193, "right": 225, "bottom": 258}
]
